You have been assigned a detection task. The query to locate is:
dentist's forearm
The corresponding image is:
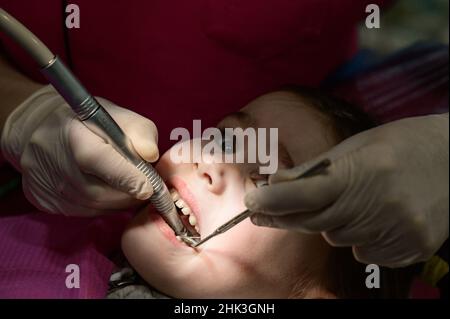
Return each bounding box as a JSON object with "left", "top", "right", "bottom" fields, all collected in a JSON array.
[{"left": 0, "top": 52, "right": 43, "bottom": 134}]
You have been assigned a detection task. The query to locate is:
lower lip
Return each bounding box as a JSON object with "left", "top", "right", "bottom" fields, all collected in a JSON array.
[{"left": 148, "top": 208, "right": 189, "bottom": 249}]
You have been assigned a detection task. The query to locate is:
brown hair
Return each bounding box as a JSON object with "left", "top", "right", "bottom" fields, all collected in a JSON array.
[{"left": 280, "top": 85, "right": 421, "bottom": 298}]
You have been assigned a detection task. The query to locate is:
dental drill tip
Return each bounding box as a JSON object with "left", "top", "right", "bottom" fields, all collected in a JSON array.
[{"left": 160, "top": 203, "right": 188, "bottom": 235}]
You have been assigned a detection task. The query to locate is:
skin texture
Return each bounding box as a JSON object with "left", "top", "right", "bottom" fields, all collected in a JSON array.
[{"left": 121, "top": 91, "right": 339, "bottom": 298}]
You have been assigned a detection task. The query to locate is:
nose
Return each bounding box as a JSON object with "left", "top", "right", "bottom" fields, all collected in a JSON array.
[{"left": 195, "top": 159, "right": 226, "bottom": 194}]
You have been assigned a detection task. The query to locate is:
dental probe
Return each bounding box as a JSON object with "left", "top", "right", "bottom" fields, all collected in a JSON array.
[
  {"left": 0, "top": 8, "right": 196, "bottom": 242},
  {"left": 193, "top": 159, "right": 332, "bottom": 247}
]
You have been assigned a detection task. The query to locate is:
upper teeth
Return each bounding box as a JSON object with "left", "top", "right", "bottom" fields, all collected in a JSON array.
[{"left": 170, "top": 188, "right": 199, "bottom": 231}]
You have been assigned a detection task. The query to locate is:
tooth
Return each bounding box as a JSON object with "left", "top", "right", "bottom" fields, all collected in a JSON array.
[
  {"left": 175, "top": 199, "right": 185, "bottom": 208},
  {"left": 175, "top": 236, "right": 182, "bottom": 242},
  {"left": 170, "top": 189, "right": 180, "bottom": 201},
  {"left": 189, "top": 214, "right": 197, "bottom": 226},
  {"left": 181, "top": 207, "right": 191, "bottom": 215},
  {"left": 195, "top": 225, "right": 200, "bottom": 233}
]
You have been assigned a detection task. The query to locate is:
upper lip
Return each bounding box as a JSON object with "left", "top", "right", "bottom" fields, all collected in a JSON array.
[{"left": 167, "top": 176, "right": 202, "bottom": 231}]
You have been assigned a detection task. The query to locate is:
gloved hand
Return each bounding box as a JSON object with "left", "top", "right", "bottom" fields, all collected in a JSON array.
[
  {"left": 1, "top": 85, "right": 159, "bottom": 216},
  {"left": 245, "top": 113, "right": 449, "bottom": 268}
]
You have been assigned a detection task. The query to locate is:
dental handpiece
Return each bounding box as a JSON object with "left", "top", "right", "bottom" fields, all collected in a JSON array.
[{"left": 0, "top": 8, "right": 192, "bottom": 238}]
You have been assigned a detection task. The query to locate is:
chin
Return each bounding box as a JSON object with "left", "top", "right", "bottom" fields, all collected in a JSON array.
[
  {"left": 121, "top": 207, "right": 197, "bottom": 295},
  {"left": 121, "top": 206, "right": 296, "bottom": 298}
]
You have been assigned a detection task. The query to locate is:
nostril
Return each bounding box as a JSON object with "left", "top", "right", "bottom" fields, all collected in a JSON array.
[{"left": 203, "top": 173, "right": 212, "bottom": 185}]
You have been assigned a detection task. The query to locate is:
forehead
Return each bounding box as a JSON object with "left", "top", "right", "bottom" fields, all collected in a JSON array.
[{"left": 219, "top": 91, "right": 337, "bottom": 165}]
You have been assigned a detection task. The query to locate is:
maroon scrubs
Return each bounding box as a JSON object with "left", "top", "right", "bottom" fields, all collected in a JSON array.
[{"left": 0, "top": 0, "right": 390, "bottom": 151}]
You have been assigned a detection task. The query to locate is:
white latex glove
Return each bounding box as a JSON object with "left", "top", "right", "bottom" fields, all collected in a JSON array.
[
  {"left": 245, "top": 114, "right": 449, "bottom": 268},
  {"left": 1, "top": 85, "right": 159, "bottom": 216}
]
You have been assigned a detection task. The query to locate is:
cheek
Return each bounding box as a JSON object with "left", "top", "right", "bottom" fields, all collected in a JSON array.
[
  {"left": 204, "top": 222, "right": 296, "bottom": 285},
  {"left": 156, "top": 151, "right": 179, "bottom": 179},
  {"left": 121, "top": 212, "right": 164, "bottom": 278}
]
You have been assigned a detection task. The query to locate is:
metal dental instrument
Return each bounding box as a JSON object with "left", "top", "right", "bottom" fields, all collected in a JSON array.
[
  {"left": 0, "top": 8, "right": 196, "bottom": 243},
  {"left": 193, "top": 158, "right": 332, "bottom": 248}
]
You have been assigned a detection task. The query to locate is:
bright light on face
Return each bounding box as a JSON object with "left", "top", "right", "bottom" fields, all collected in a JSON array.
[{"left": 122, "top": 91, "right": 338, "bottom": 298}]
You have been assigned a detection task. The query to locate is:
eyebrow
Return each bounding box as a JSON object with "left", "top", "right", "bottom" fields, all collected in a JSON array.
[{"left": 220, "top": 111, "right": 295, "bottom": 170}]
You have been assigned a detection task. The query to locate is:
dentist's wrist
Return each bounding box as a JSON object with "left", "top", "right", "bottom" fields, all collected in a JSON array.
[
  {"left": 1, "top": 85, "right": 64, "bottom": 170},
  {"left": 0, "top": 53, "right": 43, "bottom": 133}
]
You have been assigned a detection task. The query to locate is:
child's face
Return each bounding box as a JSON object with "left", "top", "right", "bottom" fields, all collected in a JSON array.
[{"left": 121, "top": 92, "right": 338, "bottom": 298}]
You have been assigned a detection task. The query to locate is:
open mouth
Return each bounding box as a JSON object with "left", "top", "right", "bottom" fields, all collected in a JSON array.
[{"left": 169, "top": 187, "right": 201, "bottom": 241}]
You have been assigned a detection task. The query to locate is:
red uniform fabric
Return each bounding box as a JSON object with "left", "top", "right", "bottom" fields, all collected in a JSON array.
[{"left": 0, "top": 0, "right": 390, "bottom": 152}]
